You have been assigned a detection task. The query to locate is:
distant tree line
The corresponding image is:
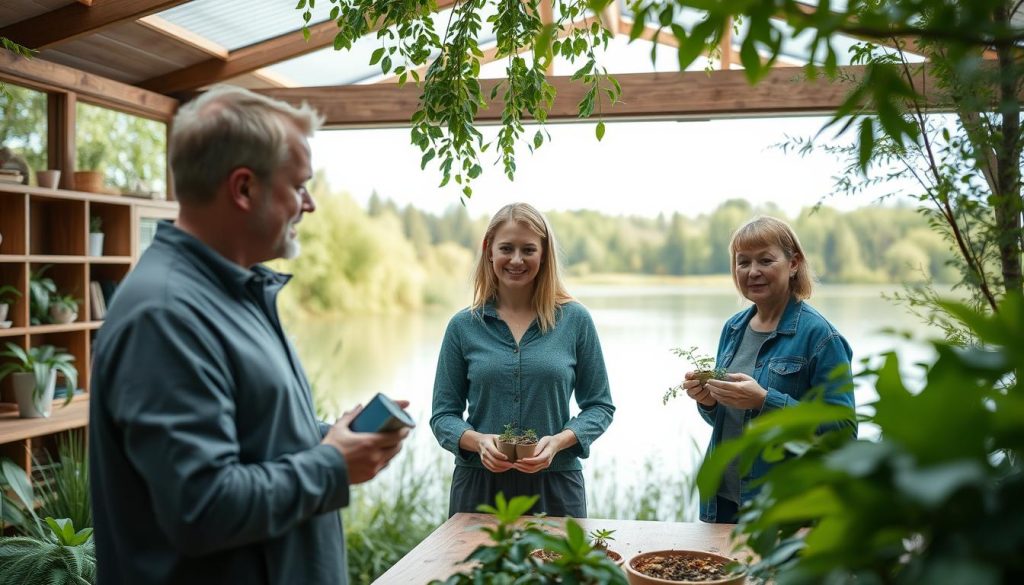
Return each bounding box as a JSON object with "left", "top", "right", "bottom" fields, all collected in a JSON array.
[{"left": 263, "top": 180, "right": 959, "bottom": 317}]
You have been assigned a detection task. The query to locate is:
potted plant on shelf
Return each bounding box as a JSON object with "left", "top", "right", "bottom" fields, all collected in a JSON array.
[
  {"left": 73, "top": 141, "right": 107, "bottom": 194},
  {"left": 88, "top": 216, "right": 104, "bottom": 256},
  {"left": 29, "top": 265, "right": 57, "bottom": 325},
  {"left": 0, "top": 342, "right": 78, "bottom": 418},
  {"left": 48, "top": 294, "right": 79, "bottom": 324},
  {"left": 663, "top": 346, "right": 728, "bottom": 405},
  {"left": 0, "top": 284, "right": 19, "bottom": 326}
]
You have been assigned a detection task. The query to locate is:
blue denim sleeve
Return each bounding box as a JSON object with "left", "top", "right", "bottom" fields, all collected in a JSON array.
[
  {"left": 430, "top": 316, "right": 474, "bottom": 461},
  {"left": 563, "top": 306, "right": 615, "bottom": 459}
]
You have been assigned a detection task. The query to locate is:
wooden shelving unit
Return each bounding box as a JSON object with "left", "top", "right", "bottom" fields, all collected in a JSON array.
[{"left": 0, "top": 182, "right": 177, "bottom": 476}]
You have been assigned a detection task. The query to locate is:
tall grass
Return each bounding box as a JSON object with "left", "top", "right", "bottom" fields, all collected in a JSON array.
[
  {"left": 35, "top": 432, "right": 92, "bottom": 530},
  {"left": 342, "top": 449, "right": 450, "bottom": 584}
]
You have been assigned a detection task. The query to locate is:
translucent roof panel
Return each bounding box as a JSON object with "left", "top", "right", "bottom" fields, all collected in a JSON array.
[
  {"left": 264, "top": 5, "right": 499, "bottom": 86},
  {"left": 157, "top": 0, "right": 331, "bottom": 51}
]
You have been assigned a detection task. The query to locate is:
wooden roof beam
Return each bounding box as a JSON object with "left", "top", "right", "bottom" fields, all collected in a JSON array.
[
  {"left": 137, "top": 15, "right": 230, "bottom": 60},
  {"left": 0, "top": 0, "right": 190, "bottom": 51},
  {"left": 140, "top": 0, "right": 459, "bottom": 95}
]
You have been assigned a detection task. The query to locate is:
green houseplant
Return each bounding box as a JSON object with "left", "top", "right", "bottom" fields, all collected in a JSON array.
[
  {"left": 0, "top": 342, "right": 77, "bottom": 418},
  {"left": 664, "top": 346, "right": 728, "bottom": 405},
  {"left": 89, "top": 216, "right": 104, "bottom": 257},
  {"left": 429, "top": 493, "right": 626, "bottom": 585},
  {"left": 73, "top": 141, "right": 107, "bottom": 193},
  {"left": 48, "top": 293, "right": 79, "bottom": 324},
  {"left": 0, "top": 284, "right": 19, "bottom": 324},
  {"left": 696, "top": 294, "right": 1024, "bottom": 584},
  {"left": 0, "top": 458, "right": 95, "bottom": 584},
  {"left": 29, "top": 265, "right": 57, "bottom": 325}
]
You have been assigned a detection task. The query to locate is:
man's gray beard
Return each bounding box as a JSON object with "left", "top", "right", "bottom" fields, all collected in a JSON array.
[{"left": 282, "top": 236, "right": 301, "bottom": 260}]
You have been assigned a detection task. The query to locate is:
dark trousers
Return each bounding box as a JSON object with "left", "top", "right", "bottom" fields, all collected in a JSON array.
[
  {"left": 448, "top": 466, "right": 587, "bottom": 518},
  {"left": 714, "top": 496, "right": 739, "bottom": 524}
]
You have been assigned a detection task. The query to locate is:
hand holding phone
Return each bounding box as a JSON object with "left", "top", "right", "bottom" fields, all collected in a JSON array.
[{"left": 349, "top": 393, "right": 416, "bottom": 433}]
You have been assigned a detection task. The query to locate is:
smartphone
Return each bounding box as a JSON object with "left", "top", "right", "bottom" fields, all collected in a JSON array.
[{"left": 349, "top": 393, "right": 416, "bottom": 433}]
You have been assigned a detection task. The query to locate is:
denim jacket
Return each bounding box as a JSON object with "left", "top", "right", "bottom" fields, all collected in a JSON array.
[{"left": 698, "top": 297, "right": 856, "bottom": 522}]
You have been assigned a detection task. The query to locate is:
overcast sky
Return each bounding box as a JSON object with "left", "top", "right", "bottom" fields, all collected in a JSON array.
[{"left": 309, "top": 114, "right": 917, "bottom": 219}]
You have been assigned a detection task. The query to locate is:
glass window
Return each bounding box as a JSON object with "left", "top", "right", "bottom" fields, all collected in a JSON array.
[
  {"left": 0, "top": 82, "right": 48, "bottom": 184},
  {"left": 76, "top": 102, "right": 167, "bottom": 196}
]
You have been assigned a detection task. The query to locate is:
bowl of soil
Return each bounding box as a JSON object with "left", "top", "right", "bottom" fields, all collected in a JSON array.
[
  {"left": 625, "top": 550, "right": 744, "bottom": 584},
  {"left": 530, "top": 548, "right": 624, "bottom": 566}
]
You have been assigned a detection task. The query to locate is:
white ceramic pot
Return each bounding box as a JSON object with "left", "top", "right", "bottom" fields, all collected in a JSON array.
[
  {"left": 89, "top": 232, "right": 105, "bottom": 256},
  {"left": 0, "top": 302, "right": 8, "bottom": 322},
  {"left": 49, "top": 304, "right": 78, "bottom": 324},
  {"left": 12, "top": 370, "right": 56, "bottom": 418}
]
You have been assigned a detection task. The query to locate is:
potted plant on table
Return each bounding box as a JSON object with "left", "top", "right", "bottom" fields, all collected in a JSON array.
[
  {"left": 0, "top": 342, "right": 77, "bottom": 418},
  {"left": 663, "top": 346, "right": 728, "bottom": 405},
  {"left": 0, "top": 285, "right": 19, "bottom": 326},
  {"left": 88, "top": 216, "right": 104, "bottom": 256},
  {"left": 515, "top": 428, "right": 540, "bottom": 459}
]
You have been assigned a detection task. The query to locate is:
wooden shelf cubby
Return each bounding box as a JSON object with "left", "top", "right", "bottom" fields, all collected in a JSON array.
[{"left": 0, "top": 182, "right": 177, "bottom": 476}]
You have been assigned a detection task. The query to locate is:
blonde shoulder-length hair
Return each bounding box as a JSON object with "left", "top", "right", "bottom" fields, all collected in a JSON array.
[
  {"left": 471, "top": 203, "right": 573, "bottom": 332},
  {"left": 729, "top": 215, "right": 814, "bottom": 300}
]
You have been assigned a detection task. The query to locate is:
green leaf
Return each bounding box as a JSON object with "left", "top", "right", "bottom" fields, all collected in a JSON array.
[
  {"left": 370, "top": 47, "right": 385, "bottom": 66},
  {"left": 295, "top": 0, "right": 306, "bottom": 9},
  {"left": 857, "top": 117, "right": 875, "bottom": 170},
  {"left": 595, "top": 121, "right": 606, "bottom": 141}
]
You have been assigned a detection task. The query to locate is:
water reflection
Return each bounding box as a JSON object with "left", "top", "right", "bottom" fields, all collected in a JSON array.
[{"left": 286, "top": 284, "right": 940, "bottom": 515}]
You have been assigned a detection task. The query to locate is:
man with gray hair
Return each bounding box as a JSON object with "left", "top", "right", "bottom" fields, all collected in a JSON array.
[{"left": 89, "top": 86, "right": 408, "bottom": 584}]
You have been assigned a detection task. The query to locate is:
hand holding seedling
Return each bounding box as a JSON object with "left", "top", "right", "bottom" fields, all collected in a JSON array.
[
  {"left": 682, "top": 371, "right": 718, "bottom": 407},
  {"left": 515, "top": 430, "right": 577, "bottom": 474},
  {"left": 704, "top": 373, "right": 768, "bottom": 410},
  {"left": 477, "top": 433, "right": 516, "bottom": 473}
]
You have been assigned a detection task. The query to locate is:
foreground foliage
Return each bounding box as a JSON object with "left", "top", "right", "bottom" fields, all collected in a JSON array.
[{"left": 698, "top": 294, "right": 1024, "bottom": 584}]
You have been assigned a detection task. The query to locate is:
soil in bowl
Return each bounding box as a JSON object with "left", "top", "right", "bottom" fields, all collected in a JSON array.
[{"left": 628, "top": 550, "right": 743, "bottom": 584}]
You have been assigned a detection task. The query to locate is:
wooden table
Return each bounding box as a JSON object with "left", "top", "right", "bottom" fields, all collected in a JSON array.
[{"left": 374, "top": 513, "right": 738, "bottom": 584}]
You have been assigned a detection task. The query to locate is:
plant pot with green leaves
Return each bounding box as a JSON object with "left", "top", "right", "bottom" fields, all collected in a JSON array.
[
  {"left": 497, "top": 423, "right": 519, "bottom": 462},
  {"left": 74, "top": 141, "right": 107, "bottom": 193},
  {"left": 663, "top": 346, "right": 728, "bottom": 405},
  {"left": 0, "top": 342, "right": 78, "bottom": 418},
  {"left": 0, "top": 284, "right": 20, "bottom": 326},
  {"left": 29, "top": 265, "right": 57, "bottom": 325},
  {"left": 88, "top": 216, "right": 104, "bottom": 256},
  {"left": 48, "top": 294, "right": 79, "bottom": 324},
  {"left": 588, "top": 528, "right": 623, "bottom": 566},
  {"left": 514, "top": 428, "right": 540, "bottom": 460}
]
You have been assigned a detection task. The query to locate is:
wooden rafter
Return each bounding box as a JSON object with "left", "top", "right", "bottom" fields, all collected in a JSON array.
[
  {"left": 137, "top": 15, "right": 229, "bottom": 60},
  {"left": 256, "top": 65, "right": 898, "bottom": 127},
  {"left": 0, "top": 0, "right": 190, "bottom": 51},
  {"left": 140, "top": 0, "right": 459, "bottom": 95},
  {"left": 0, "top": 51, "right": 177, "bottom": 120}
]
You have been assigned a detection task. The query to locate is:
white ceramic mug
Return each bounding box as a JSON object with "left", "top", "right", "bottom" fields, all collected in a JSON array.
[{"left": 36, "top": 169, "right": 61, "bottom": 190}]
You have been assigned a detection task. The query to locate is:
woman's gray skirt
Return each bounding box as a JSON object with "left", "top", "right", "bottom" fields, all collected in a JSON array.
[{"left": 448, "top": 466, "right": 587, "bottom": 518}]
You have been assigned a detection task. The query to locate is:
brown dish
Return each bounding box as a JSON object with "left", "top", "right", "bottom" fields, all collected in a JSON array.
[{"left": 625, "top": 550, "right": 744, "bottom": 584}]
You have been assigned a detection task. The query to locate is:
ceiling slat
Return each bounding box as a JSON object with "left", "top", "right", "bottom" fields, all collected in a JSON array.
[
  {"left": 0, "top": 0, "right": 190, "bottom": 50},
  {"left": 139, "top": 0, "right": 459, "bottom": 95}
]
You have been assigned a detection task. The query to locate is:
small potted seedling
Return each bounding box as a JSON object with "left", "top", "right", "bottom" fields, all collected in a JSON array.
[
  {"left": 515, "top": 428, "right": 539, "bottom": 460},
  {"left": 664, "top": 346, "right": 728, "bottom": 405},
  {"left": 0, "top": 284, "right": 20, "bottom": 325},
  {"left": 588, "top": 528, "right": 623, "bottom": 565},
  {"left": 89, "top": 215, "right": 104, "bottom": 256},
  {"left": 497, "top": 423, "right": 519, "bottom": 462},
  {"left": 49, "top": 293, "right": 79, "bottom": 324}
]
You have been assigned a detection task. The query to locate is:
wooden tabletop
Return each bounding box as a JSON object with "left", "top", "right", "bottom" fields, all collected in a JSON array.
[{"left": 374, "top": 513, "right": 739, "bottom": 584}]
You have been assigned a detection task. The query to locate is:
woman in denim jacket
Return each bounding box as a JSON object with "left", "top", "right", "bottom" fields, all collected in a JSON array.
[{"left": 681, "top": 216, "right": 857, "bottom": 523}]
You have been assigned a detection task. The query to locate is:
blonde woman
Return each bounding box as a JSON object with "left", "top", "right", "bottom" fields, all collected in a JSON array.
[{"left": 431, "top": 202, "right": 615, "bottom": 518}]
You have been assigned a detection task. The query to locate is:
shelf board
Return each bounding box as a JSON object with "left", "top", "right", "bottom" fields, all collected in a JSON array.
[
  {"left": 0, "top": 255, "right": 28, "bottom": 263},
  {"left": 0, "top": 399, "right": 89, "bottom": 444},
  {"left": 26, "top": 322, "right": 102, "bottom": 335},
  {"left": 0, "top": 182, "right": 176, "bottom": 209},
  {"left": 87, "top": 256, "right": 132, "bottom": 265},
  {"left": 0, "top": 327, "right": 28, "bottom": 338}
]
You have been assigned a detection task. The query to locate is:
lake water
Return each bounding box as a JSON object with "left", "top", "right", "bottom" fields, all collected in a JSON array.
[{"left": 286, "top": 283, "right": 940, "bottom": 518}]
